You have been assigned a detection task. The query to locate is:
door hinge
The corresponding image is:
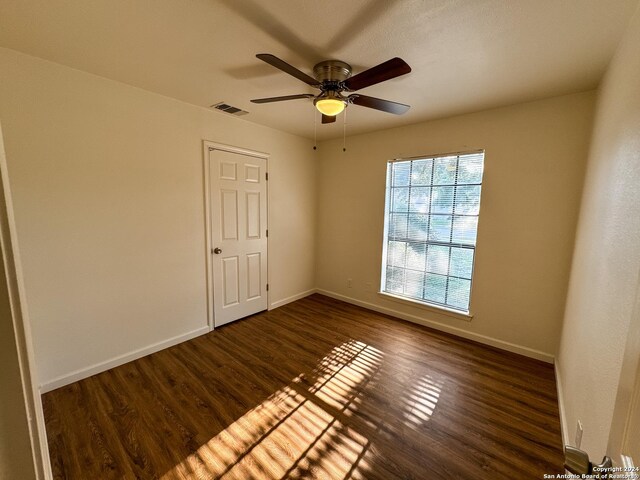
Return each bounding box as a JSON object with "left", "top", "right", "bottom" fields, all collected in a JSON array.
[
  {"left": 265, "top": 172, "right": 269, "bottom": 181},
  {"left": 266, "top": 229, "right": 268, "bottom": 238},
  {"left": 266, "top": 283, "right": 269, "bottom": 291}
]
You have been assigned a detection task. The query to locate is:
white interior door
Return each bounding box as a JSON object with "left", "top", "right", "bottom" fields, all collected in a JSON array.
[
  {"left": 607, "top": 278, "right": 640, "bottom": 471},
  {"left": 209, "top": 148, "right": 268, "bottom": 327},
  {"left": 619, "top": 372, "right": 640, "bottom": 469}
]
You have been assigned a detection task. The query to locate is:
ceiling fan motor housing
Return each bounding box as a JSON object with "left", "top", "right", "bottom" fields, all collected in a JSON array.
[{"left": 313, "top": 60, "right": 352, "bottom": 87}]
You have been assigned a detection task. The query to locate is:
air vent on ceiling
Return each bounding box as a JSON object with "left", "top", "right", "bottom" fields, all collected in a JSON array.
[{"left": 210, "top": 102, "right": 249, "bottom": 116}]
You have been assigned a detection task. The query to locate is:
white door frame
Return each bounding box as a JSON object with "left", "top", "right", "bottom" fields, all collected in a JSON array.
[
  {"left": 0, "top": 122, "right": 51, "bottom": 478},
  {"left": 203, "top": 141, "right": 269, "bottom": 331}
]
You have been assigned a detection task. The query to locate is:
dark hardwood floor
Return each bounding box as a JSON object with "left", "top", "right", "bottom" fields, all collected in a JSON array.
[{"left": 43, "top": 294, "right": 564, "bottom": 479}]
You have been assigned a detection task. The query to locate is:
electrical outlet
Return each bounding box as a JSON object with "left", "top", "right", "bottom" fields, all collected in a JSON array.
[
  {"left": 575, "top": 420, "right": 583, "bottom": 448},
  {"left": 347, "top": 278, "right": 353, "bottom": 288}
]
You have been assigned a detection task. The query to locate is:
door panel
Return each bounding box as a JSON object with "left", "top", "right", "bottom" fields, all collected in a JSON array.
[
  {"left": 247, "top": 253, "right": 262, "bottom": 300},
  {"left": 222, "top": 256, "right": 240, "bottom": 307},
  {"left": 221, "top": 190, "right": 238, "bottom": 240},
  {"left": 220, "top": 161, "right": 237, "bottom": 180},
  {"left": 245, "top": 164, "right": 261, "bottom": 183},
  {"left": 246, "top": 192, "right": 261, "bottom": 239},
  {"left": 209, "top": 148, "right": 268, "bottom": 327}
]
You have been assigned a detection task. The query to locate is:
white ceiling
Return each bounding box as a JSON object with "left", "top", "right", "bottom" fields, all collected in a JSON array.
[{"left": 0, "top": 0, "right": 637, "bottom": 140}]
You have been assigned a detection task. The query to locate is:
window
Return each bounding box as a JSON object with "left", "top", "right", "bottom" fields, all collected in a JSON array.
[{"left": 381, "top": 151, "right": 484, "bottom": 313}]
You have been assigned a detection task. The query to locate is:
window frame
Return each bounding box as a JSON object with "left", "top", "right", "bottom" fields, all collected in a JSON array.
[{"left": 380, "top": 150, "right": 484, "bottom": 316}]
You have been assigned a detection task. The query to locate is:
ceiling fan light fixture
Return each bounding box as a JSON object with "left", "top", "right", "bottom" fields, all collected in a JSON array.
[
  {"left": 315, "top": 98, "right": 345, "bottom": 116},
  {"left": 314, "top": 93, "right": 346, "bottom": 116}
]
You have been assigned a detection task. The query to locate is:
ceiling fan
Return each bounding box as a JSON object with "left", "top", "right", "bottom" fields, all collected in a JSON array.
[{"left": 250, "top": 54, "right": 412, "bottom": 124}]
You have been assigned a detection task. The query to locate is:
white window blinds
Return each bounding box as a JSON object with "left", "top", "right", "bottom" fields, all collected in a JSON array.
[{"left": 381, "top": 152, "right": 484, "bottom": 312}]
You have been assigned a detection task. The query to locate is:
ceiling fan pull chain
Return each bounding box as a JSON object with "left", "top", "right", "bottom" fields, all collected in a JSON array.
[
  {"left": 343, "top": 107, "right": 347, "bottom": 152},
  {"left": 313, "top": 109, "right": 318, "bottom": 150}
]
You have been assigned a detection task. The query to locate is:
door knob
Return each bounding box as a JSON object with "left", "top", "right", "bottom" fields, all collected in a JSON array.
[
  {"left": 213, "top": 247, "right": 222, "bottom": 254},
  {"left": 564, "top": 445, "right": 612, "bottom": 475}
]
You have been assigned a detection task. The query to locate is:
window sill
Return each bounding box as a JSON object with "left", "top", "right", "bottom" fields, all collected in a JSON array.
[{"left": 377, "top": 292, "right": 474, "bottom": 322}]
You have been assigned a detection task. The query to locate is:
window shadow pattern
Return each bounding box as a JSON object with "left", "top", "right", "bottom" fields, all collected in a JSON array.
[{"left": 43, "top": 294, "right": 564, "bottom": 479}]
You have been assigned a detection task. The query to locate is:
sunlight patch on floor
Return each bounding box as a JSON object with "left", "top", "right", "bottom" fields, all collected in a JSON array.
[
  {"left": 161, "top": 340, "right": 384, "bottom": 480},
  {"left": 402, "top": 374, "right": 443, "bottom": 428}
]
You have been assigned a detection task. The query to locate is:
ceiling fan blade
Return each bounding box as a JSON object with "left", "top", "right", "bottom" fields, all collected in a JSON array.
[
  {"left": 349, "top": 94, "right": 410, "bottom": 115},
  {"left": 343, "top": 57, "right": 411, "bottom": 91},
  {"left": 256, "top": 54, "right": 320, "bottom": 87},
  {"left": 251, "top": 94, "right": 315, "bottom": 104},
  {"left": 321, "top": 114, "right": 336, "bottom": 124}
]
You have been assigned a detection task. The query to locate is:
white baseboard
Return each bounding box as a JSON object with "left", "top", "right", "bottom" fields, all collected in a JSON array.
[
  {"left": 40, "top": 326, "right": 210, "bottom": 393},
  {"left": 40, "top": 290, "right": 555, "bottom": 393},
  {"left": 316, "top": 289, "right": 555, "bottom": 363},
  {"left": 269, "top": 288, "right": 317, "bottom": 310},
  {"left": 555, "top": 360, "right": 570, "bottom": 446}
]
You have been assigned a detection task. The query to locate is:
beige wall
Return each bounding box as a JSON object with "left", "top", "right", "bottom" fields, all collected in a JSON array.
[
  {"left": 0, "top": 48, "right": 317, "bottom": 389},
  {"left": 557, "top": 5, "right": 640, "bottom": 460},
  {"left": 316, "top": 91, "right": 595, "bottom": 360}
]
